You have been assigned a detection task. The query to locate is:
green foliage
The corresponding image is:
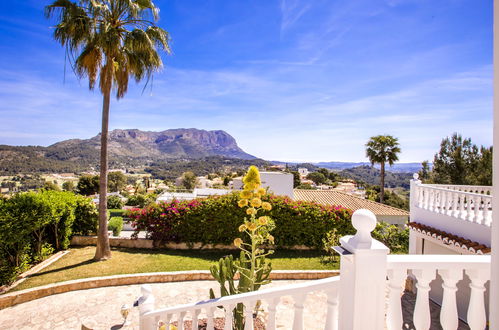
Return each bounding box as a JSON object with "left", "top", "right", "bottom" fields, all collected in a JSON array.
[
  {"left": 107, "top": 195, "right": 124, "bottom": 209},
  {"left": 377, "top": 190, "right": 409, "bottom": 211},
  {"left": 77, "top": 175, "right": 100, "bottom": 195},
  {"left": 62, "top": 181, "right": 75, "bottom": 192},
  {"left": 371, "top": 222, "right": 409, "bottom": 253},
  {"left": 306, "top": 172, "right": 327, "bottom": 185},
  {"left": 290, "top": 171, "right": 301, "bottom": 188},
  {"left": 339, "top": 165, "right": 412, "bottom": 189},
  {"left": 296, "top": 183, "right": 315, "bottom": 190},
  {"left": 127, "top": 194, "right": 354, "bottom": 248},
  {"left": 108, "top": 171, "right": 127, "bottom": 192},
  {"left": 42, "top": 181, "right": 60, "bottom": 191},
  {"left": 431, "top": 133, "right": 492, "bottom": 185},
  {"left": 108, "top": 217, "right": 123, "bottom": 237},
  {"left": 72, "top": 196, "right": 98, "bottom": 235},
  {"left": 109, "top": 209, "right": 126, "bottom": 218},
  {"left": 0, "top": 191, "right": 92, "bottom": 285},
  {"left": 126, "top": 193, "right": 156, "bottom": 208},
  {"left": 181, "top": 171, "right": 197, "bottom": 190}
]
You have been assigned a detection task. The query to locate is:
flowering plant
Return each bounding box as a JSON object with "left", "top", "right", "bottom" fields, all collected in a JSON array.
[{"left": 209, "top": 166, "right": 275, "bottom": 329}]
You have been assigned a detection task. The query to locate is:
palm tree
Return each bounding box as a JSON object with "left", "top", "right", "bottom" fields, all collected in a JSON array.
[
  {"left": 365, "top": 135, "right": 401, "bottom": 203},
  {"left": 46, "top": 0, "right": 170, "bottom": 260}
]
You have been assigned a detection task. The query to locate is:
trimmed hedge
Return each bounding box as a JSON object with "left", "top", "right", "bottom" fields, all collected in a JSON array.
[
  {"left": 108, "top": 216, "right": 123, "bottom": 236},
  {"left": 0, "top": 191, "right": 98, "bottom": 285},
  {"left": 126, "top": 193, "right": 354, "bottom": 248}
]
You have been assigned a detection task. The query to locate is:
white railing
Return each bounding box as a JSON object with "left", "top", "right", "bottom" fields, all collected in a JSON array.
[
  {"left": 136, "top": 209, "right": 491, "bottom": 330},
  {"left": 140, "top": 276, "right": 340, "bottom": 330},
  {"left": 412, "top": 178, "right": 492, "bottom": 226},
  {"left": 386, "top": 254, "right": 491, "bottom": 330}
]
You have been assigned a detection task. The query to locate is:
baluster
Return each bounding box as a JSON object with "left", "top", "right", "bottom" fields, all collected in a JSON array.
[
  {"left": 483, "top": 197, "right": 492, "bottom": 226},
  {"left": 452, "top": 192, "right": 460, "bottom": 217},
  {"left": 412, "top": 269, "right": 436, "bottom": 330},
  {"left": 474, "top": 195, "right": 482, "bottom": 224},
  {"left": 324, "top": 289, "right": 339, "bottom": 330},
  {"left": 417, "top": 185, "right": 423, "bottom": 208},
  {"left": 223, "top": 304, "right": 234, "bottom": 330},
  {"left": 445, "top": 191, "right": 453, "bottom": 216},
  {"left": 423, "top": 187, "right": 430, "bottom": 210},
  {"left": 438, "top": 269, "right": 462, "bottom": 330},
  {"left": 207, "top": 307, "right": 214, "bottom": 330},
  {"left": 428, "top": 190, "right": 435, "bottom": 212},
  {"left": 466, "top": 196, "right": 475, "bottom": 222},
  {"left": 177, "top": 311, "right": 186, "bottom": 330},
  {"left": 267, "top": 298, "right": 278, "bottom": 330},
  {"left": 165, "top": 313, "right": 172, "bottom": 328},
  {"left": 193, "top": 309, "right": 200, "bottom": 330},
  {"left": 292, "top": 294, "right": 306, "bottom": 330},
  {"left": 439, "top": 190, "right": 447, "bottom": 214},
  {"left": 386, "top": 269, "right": 405, "bottom": 330},
  {"left": 244, "top": 301, "right": 254, "bottom": 330},
  {"left": 459, "top": 193, "right": 466, "bottom": 219},
  {"left": 466, "top": 269, "right": 488, "bottom": 330}
]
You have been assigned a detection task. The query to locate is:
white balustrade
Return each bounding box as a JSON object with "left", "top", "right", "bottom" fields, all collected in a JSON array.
[
  {"left": 139, "top": 276, "right": 341, "bottom": 330},
  {"left": 387, "top": 255, "right": 491, "bottom": 330},
  {"left": 413, "top": 182, "right": 493, "bottom": 226}
]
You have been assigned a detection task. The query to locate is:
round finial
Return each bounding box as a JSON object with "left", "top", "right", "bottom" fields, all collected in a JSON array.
[
  {"left": 351, "top": 209, "right": 376, "bottom": 234},
  {"left": 413, "top": 173, "right": 419, "bottom": 180}
]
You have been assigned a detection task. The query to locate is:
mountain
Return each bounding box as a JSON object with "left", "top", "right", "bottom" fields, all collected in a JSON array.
[
  {"left": 272, "top": 160, "right": 423, "bottom": 173},
  {"left": 0, "top": 129, "right": 255, "bottom": 174},
  {"left": 338, "top": 165, "right": 413, "bottom": 189}
]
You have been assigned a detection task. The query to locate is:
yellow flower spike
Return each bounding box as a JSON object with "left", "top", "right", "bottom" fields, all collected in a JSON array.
[
  {"left": 233, "top": 238, "right": 243, "bottom": 248},
  {"left": 257, "top": 188, "right": 266, "bottom": 195},
  {"left": 246, "top": 208, "right": 257, "bottom": 216},
  {"left": 243, "top": 166, "right": 261, "bottom": 186},
  {"left": 238, "top": 199, "right": 248, "bottom": 208},
  {"left": 238, "top": 224, "right": 247, "bottom": 232},
  {"left": 240, "top": 190, "right": 252, "bottom": 199},
  {"left": 267, "top": 234, "right": 275, "bottom": 244},
  {"left": 261, "top": 202, "right": 272, "bottom": 211},
  {"left": 258, "top": 216, "right": 269, "bottom": 225},
  {"left": 247, "top": 222, "right": 257, "bottom": 231},
  {"left": 250, "top": 198, "right": 262, "bottom": 208}
]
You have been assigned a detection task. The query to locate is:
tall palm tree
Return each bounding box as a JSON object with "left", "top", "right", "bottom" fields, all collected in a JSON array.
[
  {"left": 46, "top": 0, "right": 170, "bottom": 260},
  {"left": 365, "top": 135, "right": 401, "bottom": 203}
]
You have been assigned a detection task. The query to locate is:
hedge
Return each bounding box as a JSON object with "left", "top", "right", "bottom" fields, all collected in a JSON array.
[
  {"left": 0, "top": 191, "right": 98, "bottom": 285},
  {"left": 126, "top": 193, "right": 355, "bottom": 248},
  {"left": 108, "top": 217, "right": 123, "bottom": 236}
]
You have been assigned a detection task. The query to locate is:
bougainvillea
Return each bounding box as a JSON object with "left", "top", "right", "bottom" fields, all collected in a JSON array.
[{"left": 126, "top": 191, "right": 354, "bottom": 249}]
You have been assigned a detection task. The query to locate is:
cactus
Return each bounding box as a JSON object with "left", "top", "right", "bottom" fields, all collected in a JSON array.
[{"left": 209, "top": 166, "right": 275, "bottom": 330}]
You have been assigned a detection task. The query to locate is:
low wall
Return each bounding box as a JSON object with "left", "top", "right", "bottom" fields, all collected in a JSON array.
[
  {"left": 0, "top": 270, "right": 339, "bottom": 309},
  {"left": 70, "top": 236, "right": 313, "bottom": 250}
]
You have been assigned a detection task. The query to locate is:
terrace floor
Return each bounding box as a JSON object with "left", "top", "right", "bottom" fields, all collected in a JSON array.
[{"left": 0, "top": 280, "right": 469, "bottom": 330}]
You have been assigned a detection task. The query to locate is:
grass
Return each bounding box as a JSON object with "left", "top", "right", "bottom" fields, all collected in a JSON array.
[{"left": 12, "top": 247, "right": 339, "bottom": 292}]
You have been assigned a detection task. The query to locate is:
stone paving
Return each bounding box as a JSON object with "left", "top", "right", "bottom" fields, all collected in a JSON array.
[{"left": 0, "top": 280, "right": 470, "bottom": 330}]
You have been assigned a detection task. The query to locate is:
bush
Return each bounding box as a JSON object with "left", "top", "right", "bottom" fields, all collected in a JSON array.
[
  {"left": 0, "top": 190, "right": 93, "bottom": 285},
  {"left": 126, "top": 193, "right": 354, "bottom": 248},
  {"left": 72, "top": 196, "right": 98, "bottom": 235},
  {"left": 107, "top": 195, "right": 124, "bottom": 209},
  {"left": 372, "top": 222, "right": 409, "bottom": 253},
  {"left": 108, "top": 217, "right": 123, "bottom": 236}
]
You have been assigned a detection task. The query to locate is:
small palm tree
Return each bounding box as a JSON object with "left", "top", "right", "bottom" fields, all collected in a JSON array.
[
  {"left": 365, "top": 135, "right": 401, "bottom": 203},
  {"left": 46, "top": 0, "right": 171, "bottom": 260}
]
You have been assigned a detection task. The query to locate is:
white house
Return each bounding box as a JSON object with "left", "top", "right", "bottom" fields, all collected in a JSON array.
[{"left": 233, "top": 171, "right": 294, "bottom": 198}]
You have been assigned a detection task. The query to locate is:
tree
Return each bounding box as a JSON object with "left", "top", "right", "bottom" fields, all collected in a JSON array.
[
  {"left": 418, "top": 161, "right": 431, "bottom": 182},
  {"left": 77, "top": 175, "right": 100, "bottom": 196},
  {"left": 306, "top": 172, "right": 327, "bottom": 185},
  {"left": 290, "top": 171, "right": 301, "bottom": 188},
  {"left": 42, "top": 181, "right": 60, "bottom": 191},
  {"left": 431, "top": 133, "right": 492, "bottom": 185},
  {"left": 365, "top": 135, "right": 401, "bottom": 203},
  {"left": 46, "top": 0, "right": 170, "bottom": 260},
  {"left": 108, "top": 171, "right": 126, "bottom": 192},
  {"left": 181, "top": 171, "right": 197, "bottom": 190},
  {"left": 62, "top": 181, "right": 75, "bottom": 192}
]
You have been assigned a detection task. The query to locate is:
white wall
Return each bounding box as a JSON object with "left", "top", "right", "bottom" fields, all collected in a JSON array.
[{"left": 233, "top": 172, "right": 294, "bottom": 198}]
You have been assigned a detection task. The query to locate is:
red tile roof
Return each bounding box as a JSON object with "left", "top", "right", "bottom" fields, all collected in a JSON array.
[{"left": 408, "top": 222, "right": 491, "bottom": 254}]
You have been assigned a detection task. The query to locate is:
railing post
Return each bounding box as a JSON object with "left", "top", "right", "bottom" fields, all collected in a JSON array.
[
  {"left": 410, "top": 173, "right": 422, "bottom": 211},
  {"left": 137, "top": 284, "right": 156, "bottom": 330},
  {"left": 338, "top": 209, "right": 390, "bottom": 330}
]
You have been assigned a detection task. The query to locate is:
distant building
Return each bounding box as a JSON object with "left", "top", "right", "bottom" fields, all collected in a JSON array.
[
  {"left": 293, "top": 189, "right": 409, "bottom": 226},
  {"left": 233, "top": 171, "right": 294, "bottom": 198},
  {"left": 297, "top": 168, "right": 309, "bottom": 177},
  {"left": 156, "top": 188, "right": 231, "bottom": 202}
]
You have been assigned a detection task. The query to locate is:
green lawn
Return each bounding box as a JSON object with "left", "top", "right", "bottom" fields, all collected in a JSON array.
[{"left": 12, "top": 247, "right": 338, "bottom": 292}]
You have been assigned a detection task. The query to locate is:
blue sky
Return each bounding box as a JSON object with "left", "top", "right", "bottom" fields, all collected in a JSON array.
[{"left": 0, "top": 0, "right": 492, "bottom": 162}]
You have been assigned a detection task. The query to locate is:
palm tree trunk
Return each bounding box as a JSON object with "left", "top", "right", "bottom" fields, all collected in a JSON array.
[
  {"left": 94, "top": 87, "right": 112, "bottom": 261},
  {"left": 380, "top": 162, "right": 385, "bottom": 203}
]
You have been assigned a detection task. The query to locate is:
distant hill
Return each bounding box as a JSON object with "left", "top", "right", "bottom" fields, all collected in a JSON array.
[
  {"left": 0, "top": 128, "right": 255, "bottom": 174},
  {"left": 272, "top": 160, "right": 423, "bottom": 173},
  {"left": 338, "top": 165, "right": 413, "bottom": 189}
]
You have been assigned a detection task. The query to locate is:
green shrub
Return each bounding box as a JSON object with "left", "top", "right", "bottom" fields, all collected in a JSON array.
[
  {"left": 72, "top": 196, "right": 98, "bottom": 235},
  {"left": 109, "top": 209, "right": 126, "bottom": 217},
  {"left": 107, "top": 195, "right": 124, "bottom": 209},
  {"left": 371, "top": 222, "right": 409, "bottom": 253},
  {"left": 108, "top": 217, "right": 123, "bottom": 236},
  {"left": 126, "top": 193, "right": 354, "bottom": 248}
]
